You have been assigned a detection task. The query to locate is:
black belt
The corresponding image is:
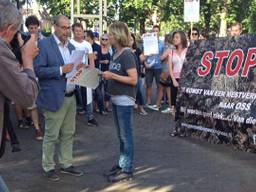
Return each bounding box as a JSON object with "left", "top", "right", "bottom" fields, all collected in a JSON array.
[{"left": 65, "top": 91, "right": 75, "bottom": 97}]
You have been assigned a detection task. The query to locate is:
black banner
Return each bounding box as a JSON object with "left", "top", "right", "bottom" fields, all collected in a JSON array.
[{"left": 177, "top": 35, "right": 256, "bottom": 152}]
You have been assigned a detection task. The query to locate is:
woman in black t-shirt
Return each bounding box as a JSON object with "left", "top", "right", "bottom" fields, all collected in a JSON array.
[
  {"left": 130, "top": 33, "right": 147, "bottom": 115},
  {"left": 102, "top": 22, "right": 137, "bottom": 183}
]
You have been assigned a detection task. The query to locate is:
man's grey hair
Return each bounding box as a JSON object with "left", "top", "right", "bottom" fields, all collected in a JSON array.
[{"left": 0, "top": 1, "right": 22, "bottom": 31}]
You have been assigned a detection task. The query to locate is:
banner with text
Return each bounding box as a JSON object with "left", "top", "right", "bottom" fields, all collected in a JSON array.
[{"left": 177, "top": 35, "right": 256, "bottom": 151}]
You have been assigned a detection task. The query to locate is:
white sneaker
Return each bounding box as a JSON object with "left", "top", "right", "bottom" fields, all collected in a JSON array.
[
  {"left": 161, "top": 107, "right": 171, "bottom": 114},
  {"left": 147, "top": 105, "right": 159, "bottom": 111}
]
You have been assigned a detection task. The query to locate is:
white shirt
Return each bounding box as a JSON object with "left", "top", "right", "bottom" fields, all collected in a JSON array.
[
  {"left": 69, "top": 38, "right": 93, "bottom": 104},
  {"left": 70, "top": 39, "right": 93, "bottom": 65},
  {"left": 53, "top": 34, "right": 75, "bottom": 93}
]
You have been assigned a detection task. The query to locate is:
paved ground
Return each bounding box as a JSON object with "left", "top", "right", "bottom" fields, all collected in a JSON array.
[{"left": 1, "top": 107, "right": 256, "bottom": 192}]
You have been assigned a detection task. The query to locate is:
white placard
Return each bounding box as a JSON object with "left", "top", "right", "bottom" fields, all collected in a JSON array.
[
  {"left": 143, "top": 33, "right": 159, "bottom": 56},
  {"left": 66, "top": 50, "right": 85, "bottom": 79},
  {"left": 68, "top": 67, "right": 101, "bottom": 89},
  {"left": 184, "top": 0, "right": 200, "bottom": 22}
]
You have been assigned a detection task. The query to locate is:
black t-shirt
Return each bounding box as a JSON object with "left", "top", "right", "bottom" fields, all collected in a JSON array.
[
  {"left": 108, "top": 48, "right": 137, "bottom": 99},
  {"left": 100, "top": 51, "right": 111, "bottom": 72},
  {"left": 92, "top": 43, "right": 102, "bottom": 69},
  {"left": 133, "top": 48, "right": 143, "bottom": 75}
]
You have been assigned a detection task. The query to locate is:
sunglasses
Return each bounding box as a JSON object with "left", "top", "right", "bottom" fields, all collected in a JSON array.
[
  {"left": 192, "top": 33, "right": 198, "bottom": 36},
  {"left": 101, "top": 38, "right": 109, "bottom": 41}
]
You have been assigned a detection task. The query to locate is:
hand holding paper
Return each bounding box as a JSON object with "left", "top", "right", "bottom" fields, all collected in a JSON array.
[
  {"left": 66, "top": 50, "right": 85, "bottom": 78},
  {"left": 68, "top": 67, "right": 101, "bottom": 89}
]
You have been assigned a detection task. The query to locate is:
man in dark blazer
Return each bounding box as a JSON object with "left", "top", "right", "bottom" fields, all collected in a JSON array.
[{"left": 34, "top": 15, "right": 83, "bottom": 181}]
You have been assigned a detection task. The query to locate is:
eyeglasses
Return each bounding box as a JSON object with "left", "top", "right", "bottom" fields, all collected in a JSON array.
[
  {"left": 56, "top": 25, "right": 71, "bottom": 31},
  {"left": 101, "top": 38, "right": 109, "bottom": 41},
  {"left": 192, "top": 33, "right": 198, "bottom": 36}
]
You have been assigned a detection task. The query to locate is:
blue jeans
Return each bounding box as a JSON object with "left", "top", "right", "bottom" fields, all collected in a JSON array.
[
  {"left": 94, "top": 80, "right": 105, "bottom": 113},
  {"left": 136, "top": 78, "right": 146, "bottom": 106},
  {"left": 112, "top": 104, "right": 134, "bottom": 172},
  {"left": 81, "top": 87, "right": 94, "bottom": 120}
]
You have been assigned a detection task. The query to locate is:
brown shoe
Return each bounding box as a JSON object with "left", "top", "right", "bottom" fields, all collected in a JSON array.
[{"left": 35, "top": 129, "right": 43, "bottom": 140}]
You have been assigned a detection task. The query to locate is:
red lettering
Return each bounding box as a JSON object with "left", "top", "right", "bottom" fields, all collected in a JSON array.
[
  {"left": 226, "top": 49, "right": 244, "bottom": 77},
  {"left": 242, "top": 47, "right": 256, "bottom": 77},
  {"left": 214, "top": 50, "right": 230, "bottom": 77},
  {"left": 198, "top": 51, "right": 214, "bottom": 77}
]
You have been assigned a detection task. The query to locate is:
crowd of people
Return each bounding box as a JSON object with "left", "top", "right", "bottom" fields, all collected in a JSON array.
[{"left": 0, "top": 0, "right": 245, "bottom": 187}]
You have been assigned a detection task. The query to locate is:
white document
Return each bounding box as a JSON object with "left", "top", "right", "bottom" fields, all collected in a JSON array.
[
  {"left": 86, "top": 88, "right": 93, "bottom": 104},
  {"left": 66, "top": 50, "right": 85, "bottom": 79},
  {"left": 143, "top": 33, "right": 159, "bottom": 56},
  {"left": 68, "top": 67, "right": 101, "bottom": 89},
  {"left": 184, "top": 0, "right": 200, "bottom": 22}
]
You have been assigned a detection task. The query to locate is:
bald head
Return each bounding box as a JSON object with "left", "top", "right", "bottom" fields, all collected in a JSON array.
[{"left": 54, "top": 15, "right": 71, "bottom": 44}]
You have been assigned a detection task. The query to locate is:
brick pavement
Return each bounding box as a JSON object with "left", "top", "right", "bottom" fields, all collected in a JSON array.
[{"left": 1, "top": 108, "right": 256, "bottom": 192}]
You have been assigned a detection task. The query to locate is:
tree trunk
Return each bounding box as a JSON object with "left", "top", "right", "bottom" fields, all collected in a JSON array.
[{"left": 139, "top": 18, "right": 145, "bottom": 35}]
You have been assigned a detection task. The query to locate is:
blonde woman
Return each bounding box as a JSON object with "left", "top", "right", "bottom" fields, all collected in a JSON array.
[{"left": 102, "top": 22, "right": 137, "bottom": 182}]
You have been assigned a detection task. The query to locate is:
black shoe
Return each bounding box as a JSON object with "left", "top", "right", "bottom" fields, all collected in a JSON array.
[
  {"left": 170, "top": 131, "right": 177, "bottom": 137},
  {"left": 107, "top": 171, "right": 133, "bottom": 183},
  {"left": 25, "top": 117, "right": 34, "bottom": 127},
  {"left": 87, "top": 119, "right": 98, "bottom": 126},
  {"left": 43, "top": 170, "right": 60, "bottom": 181},
  {"left": 11, "top": 144, "right": 21, "bottom": 152},
  {"left": 18, "top": 120, "right": 29, "bottom": 129},
  {"left": 60, "top": 166, "right": 84, "bottom": 177},
  {"left": 103, "top": 165, "right": 122, "bottom": 177},
  {"left": 100, "top": 111, "right": 108, "bottom": 116}
]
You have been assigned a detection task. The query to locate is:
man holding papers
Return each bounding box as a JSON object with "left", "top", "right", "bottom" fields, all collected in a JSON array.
[
  {"left": 34, "top": 15, "right": 83, "bottom": 181},
  {"left": 143, "top": 25, "right": 165, "bottom": 107}
]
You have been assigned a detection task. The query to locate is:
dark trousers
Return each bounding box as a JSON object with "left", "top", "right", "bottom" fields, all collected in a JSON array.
[
  {"left": 4, "top": 102, "right": 19, "bottom": 146},
  {"left": 171, "top": 79, "right": 179, "bottom": 107}
]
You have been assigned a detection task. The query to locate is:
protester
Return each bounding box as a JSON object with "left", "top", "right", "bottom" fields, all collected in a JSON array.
[
  {"left": 99, "top": 33, "right": 112, "bottom": 112},
  {"left": 102, "top": 21, "right": 137, "bottom": 182},
  {"left": 169, "top": 30, "right": 188, "bottom": 136},
  {"left": 144, "top": 25, "right": 165, "bottom": 107},
  {"left": 149, "top": 33, "right": 173, "bottom": 113},
  {"left": 70, "top": 24, "right": 99, "bottom": 126},
  {"left": 34, "top": 15, "right": 84, "bottom": 181},
  {"left": 231, "top": 22, "right": 242, "bottom": 37},
  {"left": 188, "top": 27, "right": 199, "bottom": 42},
  {"left": 130, "top": 33, "right": 147, "bottom": 115},
  {"left": 85, "top": 30, "right": 107, "bottom": 115},
  {"left": 0, "top": 1, "right": 39, "bottom": 157},
  {"left": 25, "top": 15, "right": 43, "bottom": 140}
]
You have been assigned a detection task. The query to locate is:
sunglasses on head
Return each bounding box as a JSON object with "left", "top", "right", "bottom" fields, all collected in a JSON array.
[{"left": 101, "top": 38, "right": 109, "bottom": 41}]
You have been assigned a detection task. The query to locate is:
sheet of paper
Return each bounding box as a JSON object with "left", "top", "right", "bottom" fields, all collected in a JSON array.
[
  {"left": 68, "top": 67, "right": 101, "bottom": 89},
  {"left": 86, "top": 88, "right": 93, "bottom": 104},
  {"left": 66, "top": 50, "right": 85, "bottom": 79},
  {"left": 184, "top": 0, "right": 200, "bottom": 22},
  {"left": 143, "top": 33, "right": 159, "bottom": 56}
]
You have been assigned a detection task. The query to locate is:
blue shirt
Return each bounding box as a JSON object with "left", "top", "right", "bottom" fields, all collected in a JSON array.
[{"left": 146, "top": 40, "right": 165, "bottom": 69}]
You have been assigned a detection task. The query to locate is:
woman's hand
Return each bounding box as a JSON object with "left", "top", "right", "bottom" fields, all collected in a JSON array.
[
  {"left": 102, "top": 71, "right": 114, "bottom": 80},
  {"left": 173, "top": 79, "right": 179, "bottom": 87}
]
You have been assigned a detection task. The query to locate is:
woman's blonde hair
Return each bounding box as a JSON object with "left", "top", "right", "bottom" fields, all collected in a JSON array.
[{"left": 109, "top": 21, "right": 130, "bottom": 47}]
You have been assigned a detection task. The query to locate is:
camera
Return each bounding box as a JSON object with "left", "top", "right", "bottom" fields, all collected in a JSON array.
[{"left": 10, "top": 31, "right": 31, "bottom": 64}]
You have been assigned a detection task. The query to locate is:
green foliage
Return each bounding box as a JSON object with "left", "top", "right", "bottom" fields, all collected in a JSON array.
[{"left": 37, "top": 0, "right": 256, "bottom": 35}]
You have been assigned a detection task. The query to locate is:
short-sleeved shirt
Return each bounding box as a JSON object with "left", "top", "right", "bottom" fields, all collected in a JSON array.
[
  {"left": 146, "top": 40, "right": 165, "bottom": 69},
  {"left": 108, "top": 48, "right": 137, "bottom": 100},
  {"left": 169, "top": 48, "right": 187, "bottom": 79},
  {"left": 70, "top": 39, "right": 92, "bottom": 65}
]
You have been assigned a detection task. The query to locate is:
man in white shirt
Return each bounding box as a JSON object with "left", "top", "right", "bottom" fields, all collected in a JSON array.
[{"left": 70, "top": 23, "right": 98, "bottom": 126}]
